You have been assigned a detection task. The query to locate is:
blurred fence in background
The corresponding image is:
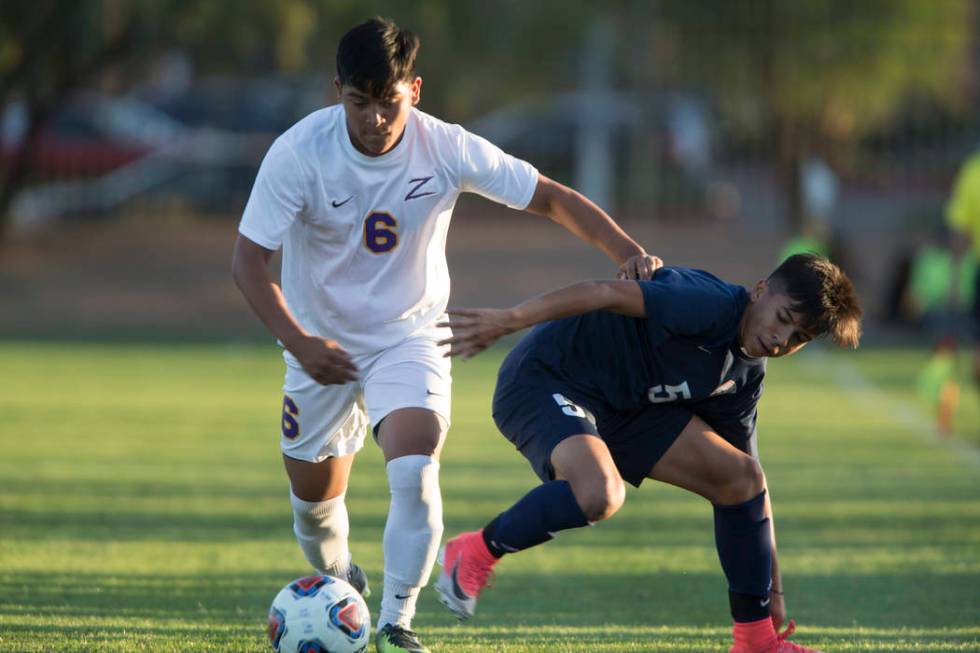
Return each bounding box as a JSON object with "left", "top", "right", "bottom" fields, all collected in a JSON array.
[
  {"left": 4, "top": 2, "right": 976, "bottom": 226},
  {"left": 1, "top": 0, "right": 978, "bottom": 337}
]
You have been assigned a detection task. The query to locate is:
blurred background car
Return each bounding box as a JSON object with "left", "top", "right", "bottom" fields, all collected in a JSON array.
[{"left": 1, "top": 93, "right": 184, "bottom": 179}]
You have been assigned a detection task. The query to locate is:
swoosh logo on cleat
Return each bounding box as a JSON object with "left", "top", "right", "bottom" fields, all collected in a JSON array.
[{"left": 450, "top": 563, "right": 469, "bottom": 602}]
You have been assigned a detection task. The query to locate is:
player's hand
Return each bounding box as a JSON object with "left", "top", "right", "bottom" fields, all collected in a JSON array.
[
  {"left": 768, "top": 590, "right": 787, "bottom": 632},
  {"left": 617, "top": 253, "right": 663, "bottom": 280},
  {"left": 289, "top": 335, "right": 359, "bottom": 385},
  {"left": 437, "top": 308, "right": 518, "bottom": 360}
]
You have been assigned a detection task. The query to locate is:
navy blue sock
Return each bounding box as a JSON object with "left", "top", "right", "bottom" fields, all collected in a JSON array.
[
  {"left": 713, "top": 489, "right": 772, "bottom": 622},
  {"left": 481, "top": 481, "right": 590, "bottom": 557}
]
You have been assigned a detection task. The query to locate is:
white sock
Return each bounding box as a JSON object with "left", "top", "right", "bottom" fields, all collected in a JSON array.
[
  {"left": 378, "top": 455, "right": 443, "bottom": 630},
  {"left": 289, "top": 490, "right": 350, "bottom": 578}
]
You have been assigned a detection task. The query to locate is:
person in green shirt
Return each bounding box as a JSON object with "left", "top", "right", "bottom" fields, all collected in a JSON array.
[{"left": 945, "top": 151, "right": 980, "bottom": 409}]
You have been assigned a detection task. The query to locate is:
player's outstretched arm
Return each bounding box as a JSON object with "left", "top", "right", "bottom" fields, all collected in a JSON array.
[
  {"left": 232, "top": 234, "right": 358, "bottom": 384},
  {"left": 439, "top": 279, "right": 644, "bottom": 359},
  {"left": 525, "top": 174, "right": 663, "bottom": 280}
]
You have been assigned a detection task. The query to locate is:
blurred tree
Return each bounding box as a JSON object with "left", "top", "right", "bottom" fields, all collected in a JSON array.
[
  {"left": 0, "top": 1, "right": 141, "bottom": 241},
  {"left": 2, "top": 0, "right": 974, "bottom": 238},
  {"left": 237, "top": 0, "right": 602, "bottom": 119},
  {"left": 0, "top": 0, "right": 334, "bottom": 239},
  {"left": 653, "top": 0, "right": 974, "bottom": 231},
  {"left": 0, "top": 0, "right": 602, "bottom": 239}
]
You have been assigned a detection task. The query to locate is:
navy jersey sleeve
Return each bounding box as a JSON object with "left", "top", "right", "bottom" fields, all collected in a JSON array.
[{"left": 638, "top": 268, "right": 743, "bottom": 346}]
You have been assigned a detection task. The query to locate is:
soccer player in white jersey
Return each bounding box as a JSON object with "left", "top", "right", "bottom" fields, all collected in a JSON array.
[{"left": 232, "top": 18, "right": 661, "bottom": 653}]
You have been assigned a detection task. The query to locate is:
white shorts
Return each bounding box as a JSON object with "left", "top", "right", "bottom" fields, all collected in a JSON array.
[{"left": 279, "top": 328, "right": 452, "bottom": 463}]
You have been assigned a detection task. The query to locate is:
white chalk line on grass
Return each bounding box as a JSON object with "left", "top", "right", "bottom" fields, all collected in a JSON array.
[{"left": 801, "top": 349, "right": 980, "bottom": 466}]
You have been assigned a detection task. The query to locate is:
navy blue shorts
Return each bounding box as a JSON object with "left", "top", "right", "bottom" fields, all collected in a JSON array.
[{"left": 492, "top": 355, "right": 693, "bottom": 488}]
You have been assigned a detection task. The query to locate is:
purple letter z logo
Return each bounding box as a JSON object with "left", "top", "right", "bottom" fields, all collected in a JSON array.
[{"left": 405, "top": 175, "right": 436, "bottom": 201}]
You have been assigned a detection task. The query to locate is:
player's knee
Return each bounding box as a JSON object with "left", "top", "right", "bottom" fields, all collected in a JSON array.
[
  {"left": 291, "top": 491, "right": 349, "bottom": 540},
  {"left": 576, "top": 475, "right": 625, "bottom": 522},
  {"left": 708, "top": 455, "right": 764, "bottom": 504},
  {"left": 386, "top": 454, "right": 443, "bottom": 530},
  {"left": 378, "top": 408, "right": 447, "bottom": 461},
  {"left": 722, "top": 456, "right": 765, "bottom": 504}
]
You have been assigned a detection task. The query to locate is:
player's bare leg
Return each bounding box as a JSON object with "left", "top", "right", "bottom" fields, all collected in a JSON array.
[
  {"left": 648, "top": 416, "right": 823, "bottom": 653},
  {"left": 437, "top": 434, "right": 620, "bottom": 620},
  {"left": 282, "top": 452, "right": 369, "bottom": 596},
  {"left": 375, "top": 407, "right": 447, "bottom": 653},
  {"left": 551, "top": 434, "right": 626, "bottom": 520},
  {"left": 284, "top": 451, "right": 354, "bottom": 502},
  {"left": 647, "top": 417, "right": 764, "bottom": 504}
]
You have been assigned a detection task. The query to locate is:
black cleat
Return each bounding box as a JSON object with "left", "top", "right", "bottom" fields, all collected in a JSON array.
[
  {"left": 375, "top": 623, "right": 430, "bottom": 653},
  {"left": 347, "top": 561, "right": 371, "bottom": 598}
]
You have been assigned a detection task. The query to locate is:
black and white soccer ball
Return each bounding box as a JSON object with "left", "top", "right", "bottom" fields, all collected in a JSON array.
[{"left": 267, "top": 575, "right": 370, "bottom": 653}]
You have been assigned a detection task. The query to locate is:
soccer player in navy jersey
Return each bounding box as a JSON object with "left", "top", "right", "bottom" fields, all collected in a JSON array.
[{"left": 434, "top": 254, "right": 862, "bottom": 653}]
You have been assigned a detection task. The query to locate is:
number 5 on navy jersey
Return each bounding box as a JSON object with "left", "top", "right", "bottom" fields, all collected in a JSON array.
[
  {"left": 648, "top": 381, "right": 692, "bottom": 404},
  {"left": 364, "top": 211, "right": 399, "bottom": 253}
]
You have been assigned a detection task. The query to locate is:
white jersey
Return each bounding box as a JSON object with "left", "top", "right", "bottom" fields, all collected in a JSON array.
[{"left": 239, "top": 105, "right": 538, "bottom": 358}]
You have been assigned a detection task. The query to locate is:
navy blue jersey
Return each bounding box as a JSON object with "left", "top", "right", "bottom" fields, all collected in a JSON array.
[{"left": 509, "top": 267, "right": 766, "bottom": 445}]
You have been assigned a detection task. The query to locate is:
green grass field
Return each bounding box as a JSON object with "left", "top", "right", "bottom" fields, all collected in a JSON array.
[{"left": 1, "top": 342, "right": 978, "bottom": 652}]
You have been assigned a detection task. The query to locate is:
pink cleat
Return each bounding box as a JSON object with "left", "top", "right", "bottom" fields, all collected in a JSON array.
[
  {"left": 434, "top": 530, "right": 498, "bottom": 620},
  {"left": 773, "top": 621, "right": 825, "bottom": 653},
  {"left": 730, "top": 619, "right": 825, "bottom": 653}
]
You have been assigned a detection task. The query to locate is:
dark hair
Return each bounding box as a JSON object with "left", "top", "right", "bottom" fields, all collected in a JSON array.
[
  {"left": 336, "top": 18, "right": 419, "bottom": 97},
  {"left": 768, "top": 253, "right": 862, "bottom": 348}
]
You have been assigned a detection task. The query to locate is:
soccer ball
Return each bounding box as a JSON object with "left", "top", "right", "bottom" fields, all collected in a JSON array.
[{"left": 267, "top": 575, "right": 370, "bottom": 653}]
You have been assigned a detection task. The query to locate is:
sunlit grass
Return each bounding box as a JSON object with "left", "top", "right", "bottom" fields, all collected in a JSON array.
[{"left": 0, "top": 343, "right": 978, "bottom": 652}]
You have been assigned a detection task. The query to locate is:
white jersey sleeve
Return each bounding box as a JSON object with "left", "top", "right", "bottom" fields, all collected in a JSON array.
[
  {"left": 457, "top": 129, "right": 538, "bottom": 210},
  {"left": 239, "top": 137, "right": 309, "bottom": 250}
]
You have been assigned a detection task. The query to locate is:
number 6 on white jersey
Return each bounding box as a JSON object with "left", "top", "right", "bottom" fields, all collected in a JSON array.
[{"left": 364, "top": 211, "right": 399, "bottom": 253}]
